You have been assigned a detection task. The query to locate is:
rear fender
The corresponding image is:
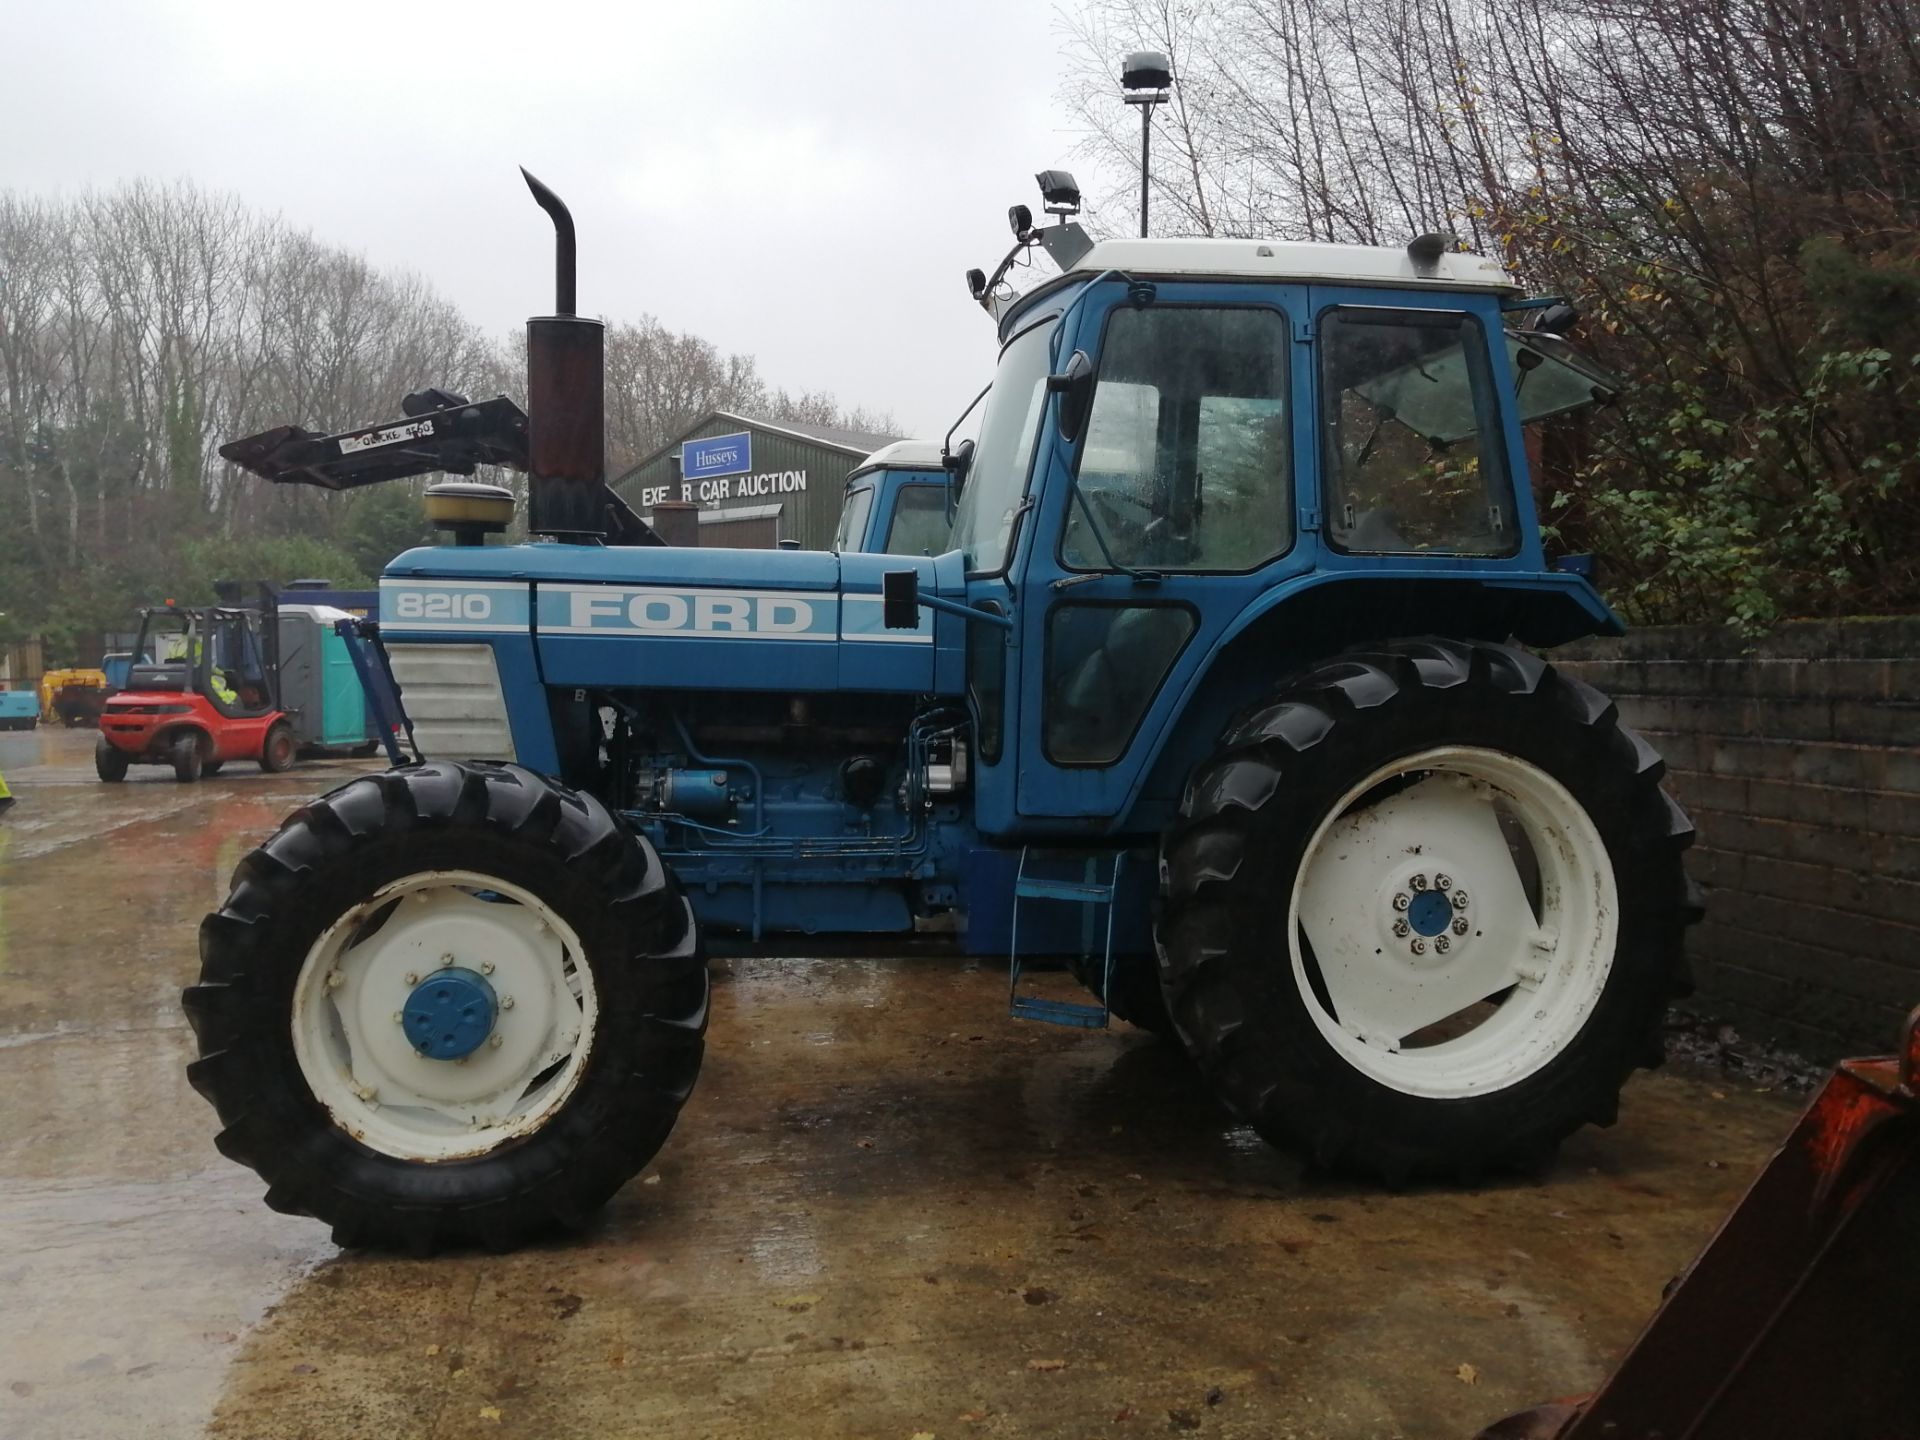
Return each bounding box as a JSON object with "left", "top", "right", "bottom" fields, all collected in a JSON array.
[{"left": 1119, "top": 570, "right": 1623, "bottom": 831}]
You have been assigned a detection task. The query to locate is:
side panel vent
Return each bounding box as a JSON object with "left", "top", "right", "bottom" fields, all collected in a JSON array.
[{"left": 385, "top": 643, "right": 516, "bottom": 760}]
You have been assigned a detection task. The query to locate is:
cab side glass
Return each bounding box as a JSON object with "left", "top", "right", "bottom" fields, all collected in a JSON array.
[
  {"left": 884, "top": 485, "right": 953, "bottom": 556},
  {"left": 1061, "top": 306, "right": 1293, "bottom": 572},
  {"left": 835, "top": 485, "right": 875, "bottom": 551},
  {"left": 1319, "top": 307, "right": 1518, "bottom": 556},
  {"left": 968, "top": 601, "right": 1007, "bottom": 761},
  {"left": 1044, "top": 603, "right": 1195, "bottom": 764}
]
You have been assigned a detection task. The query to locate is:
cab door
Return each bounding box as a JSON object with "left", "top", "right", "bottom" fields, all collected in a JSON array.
[{"left": 1008, "top": 283, "right": 1315, "bottom": 820}]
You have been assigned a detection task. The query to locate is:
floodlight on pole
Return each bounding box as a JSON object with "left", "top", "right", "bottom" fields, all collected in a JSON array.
[{"left": 1120, "top": 50, "right": 1172, "bottom": 239}]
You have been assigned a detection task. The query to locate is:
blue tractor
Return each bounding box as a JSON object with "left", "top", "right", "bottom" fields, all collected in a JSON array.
[
  {"left": 186, "top": 173, "right": 1697, "bottom": 1252},
  {"left": 835, "top": 439, "right": 954, "bottom": 557}
]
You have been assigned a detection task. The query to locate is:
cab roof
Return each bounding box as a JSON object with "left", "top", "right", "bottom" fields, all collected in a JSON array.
[
  {"left": 849, "top": 439, "right": 946, "bottom": 476},
  {"left": 1002, "top": 235, "right": 1519, "bottom": 332}
]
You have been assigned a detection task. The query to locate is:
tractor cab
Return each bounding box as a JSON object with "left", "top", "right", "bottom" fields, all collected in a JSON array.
[
  {"left": 835, "top": 440, "right": 954, "bottom": 556},
  {"left": 947, "top": 233, "right": 1624, "bottom": 830},
  {"left": 97, "top": 595, "right": 296, "bottom": 782}
]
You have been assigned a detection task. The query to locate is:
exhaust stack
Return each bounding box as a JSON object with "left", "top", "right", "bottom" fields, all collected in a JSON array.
[{"left": 521, "top": 168, "right": 608, "bottom": 540}]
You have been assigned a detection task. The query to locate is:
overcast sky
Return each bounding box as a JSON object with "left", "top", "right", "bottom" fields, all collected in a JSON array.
[{"left": 2, "top": 0, "right": 1117, "bottom": 437}]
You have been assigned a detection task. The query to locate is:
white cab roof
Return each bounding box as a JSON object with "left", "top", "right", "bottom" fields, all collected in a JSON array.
[
  {"left": 850, "top": 439, "right": 946, "bottom": 475},
  {"left": 1065, "top": 236, "right": 1518, "bottom": 293}
]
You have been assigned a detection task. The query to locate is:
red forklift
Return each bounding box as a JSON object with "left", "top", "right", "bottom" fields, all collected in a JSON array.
[{"left": 95, "top": 585, "right": 297, "bottom": 783}]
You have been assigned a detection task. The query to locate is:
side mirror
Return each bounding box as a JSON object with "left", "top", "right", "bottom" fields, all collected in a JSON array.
[
  {"left": 1047, "top": 349, "right": 1095, "bottom": 442},
  {"left": 882, "top": 570, "right": 920, "bottom": 630},
  {"left": 943, "top": 437, "right": 976, "bottom": 491}
]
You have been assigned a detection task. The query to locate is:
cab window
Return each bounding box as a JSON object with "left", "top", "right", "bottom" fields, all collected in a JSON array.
[
  {"left": 884, "top": 484, "right": 952, "bottom": 556},
  {"left": 1319, "top": 307, "right": 1517, "bottom": 555},
  {"left": 1061, "top": 306, "right": 1293, "bottom": 572},
  {"left": 834, "top": 485, "right": 875, "bottom": 551}
]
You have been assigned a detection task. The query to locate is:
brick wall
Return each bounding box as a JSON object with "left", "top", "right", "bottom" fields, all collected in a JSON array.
[{"left": 1554, "top": 618, "right": 1920, "bottom": 1061}]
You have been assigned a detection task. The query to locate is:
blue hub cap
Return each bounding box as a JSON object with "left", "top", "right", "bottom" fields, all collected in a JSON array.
[
  {"left": 1407, "top": 889, "right": 1454, "bottom": 937},
  {"left": 402, "top": 967, "right": 499, "bottom": 1060}
]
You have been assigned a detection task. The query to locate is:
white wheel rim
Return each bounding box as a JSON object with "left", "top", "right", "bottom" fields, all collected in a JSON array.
[
  {"left": 1287, "top": 745, "right": 1617, "bottom": 1099},
  {"left": 291, "top": 869, "right": 597, "bottom": 1161}
]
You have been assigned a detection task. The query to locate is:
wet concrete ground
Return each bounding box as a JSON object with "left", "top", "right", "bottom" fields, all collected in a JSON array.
[{"left": 0, "top": 727, "right": 1807, "bottom": 1440}]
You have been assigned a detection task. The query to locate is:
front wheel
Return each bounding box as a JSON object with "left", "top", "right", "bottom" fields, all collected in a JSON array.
[
  {"left": 1158, "top": 638, "right": 1697, "bottom": 1183},
  {"left": 95, "top": 736, "right": 130, "bottom": 782},
  {"left": 182, "top": 761, "right": 709, "bottom": 1252}
]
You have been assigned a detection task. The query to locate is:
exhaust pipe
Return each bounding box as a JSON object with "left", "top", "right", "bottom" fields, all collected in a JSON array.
[{"left": 521, "top": 168, "right": 608, "bottom": 540}]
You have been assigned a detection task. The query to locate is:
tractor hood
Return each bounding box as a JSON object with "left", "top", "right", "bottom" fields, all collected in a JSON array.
[
  {"left": 379, "top": 543, "right": 968, "bottom": 697},
  {"left": 385, "top": 542, "right": 843, "bottom": 590}
]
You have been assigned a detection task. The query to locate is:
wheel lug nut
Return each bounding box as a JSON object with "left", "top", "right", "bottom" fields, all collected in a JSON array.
[
  {"left": 439, "top": 952, "right": 455, "bottom": 968},
  {"left": 402, "top": 971, "right": 419, "bottom": 985},
  {"left": 1452, "top": 891, "right": 1470, "bottom": 909},
  {"left": 1392, "top": 918, "right": 1410, "bottom": 937},
  {"left": 1392, "top": 893, "right": 1411, "bottom": 912},
  {"left": 489, "top": 1033, "right": 505, "bottom": 1048},
  {"left": 1434, "top": 936, "right": 1451, "bottom": 953},
  {"left": 1409, "top": 874, "right": 1428, "bottom": 891},
  {"left": 1452, "top": 916, "right": 1469, "bottom": 935},
  {"left": 1410, "top": 938, "right": 1427, "bottom": 955},
  {"left": 326, "top": 971, "right": 344, "bottom": 989},
  {"left": 501, "top": 996, "right": 515, "bottom": 1011},
  {"left": 480, "top": 961, "right": 495, "bottom": 975},
  {"left": 391, "top": 1011, "right": 404, "bottom": 1024},
  {"left": 1434, "top": 874, "right": 1452, "bottom": 891}
]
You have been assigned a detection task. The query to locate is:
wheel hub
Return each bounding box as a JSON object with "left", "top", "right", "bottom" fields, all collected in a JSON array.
[
  {"left": 1386, "top": 870, "right": 1473, "bottom": 957},
  {"left": 402, "top": 966, "right": 499, "bottom": 1060},
  {"left": 1406, "top": 888, "right": 1454, "bottom": 937}
]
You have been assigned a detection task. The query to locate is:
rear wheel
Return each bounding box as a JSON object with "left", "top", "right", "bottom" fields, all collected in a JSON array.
[
  {"left": 182, "top": 761, "right": 709, "bottom": 1252},
  {"left": 260, "top": 721, "right": 296, "bottom": 774},
  {"left": 94, "top": 737, "right": 130, "bottom": 783},
  {"left": 1158, "top": 638, "right": 1697, "bottom": 1183},
  {"left": 170, "top": 734, "right": 204, "bottom": 783}
]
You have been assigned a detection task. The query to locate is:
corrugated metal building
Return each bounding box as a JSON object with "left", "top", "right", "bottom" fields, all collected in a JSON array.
[{"left": 613, "top": 412, "right": 901, "bottom": 550}]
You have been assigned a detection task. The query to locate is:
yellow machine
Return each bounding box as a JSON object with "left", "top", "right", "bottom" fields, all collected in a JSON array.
[{"left": 39, "top": 668, "right": 109, "bottom": 727}]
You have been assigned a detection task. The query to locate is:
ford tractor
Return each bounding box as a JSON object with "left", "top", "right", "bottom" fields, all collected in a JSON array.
[{"left": 185, "top": 171, "right": 1697, "bottom": 1253}]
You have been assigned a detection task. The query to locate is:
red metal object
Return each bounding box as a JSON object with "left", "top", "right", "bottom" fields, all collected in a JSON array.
[
  {"left": 1480, "top": 1006, "right": 1920, "bottom": 1440},
  {"left": 99, "top": 688, "right": 283, "bottom": 768},
  {"left": 98, "top": 602, "right": 291, "bottom": 777}
]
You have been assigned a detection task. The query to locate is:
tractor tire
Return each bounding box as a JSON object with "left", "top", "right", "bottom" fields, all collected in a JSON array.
[
  {"left": 182, "top": 761, "right": 709, "bottom": 1253},
  {"left": 1158, "top": 638, "right": 1698, "bottom": 1185},
  {"left": 170, "top": 734, "right": 204, "bottom": 783},
  {"left": 94, "top": 737, "right": 130, "bottom": 783},
  {"left": 1071, "top": 952, "right": 1174, "bottom": 1039},
  {"left": 259, "top": 721, "right": 296, "bottom": 774}
]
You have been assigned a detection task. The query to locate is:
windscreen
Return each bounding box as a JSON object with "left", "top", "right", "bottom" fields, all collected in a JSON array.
[{"left": 949, "top": 319, "right": 1055, "bottom": 573}]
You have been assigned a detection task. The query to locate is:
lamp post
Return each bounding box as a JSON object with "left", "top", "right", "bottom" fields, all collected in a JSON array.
[{"left": 1121, "top": 51, "right": 1172, "bottom": 239}]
